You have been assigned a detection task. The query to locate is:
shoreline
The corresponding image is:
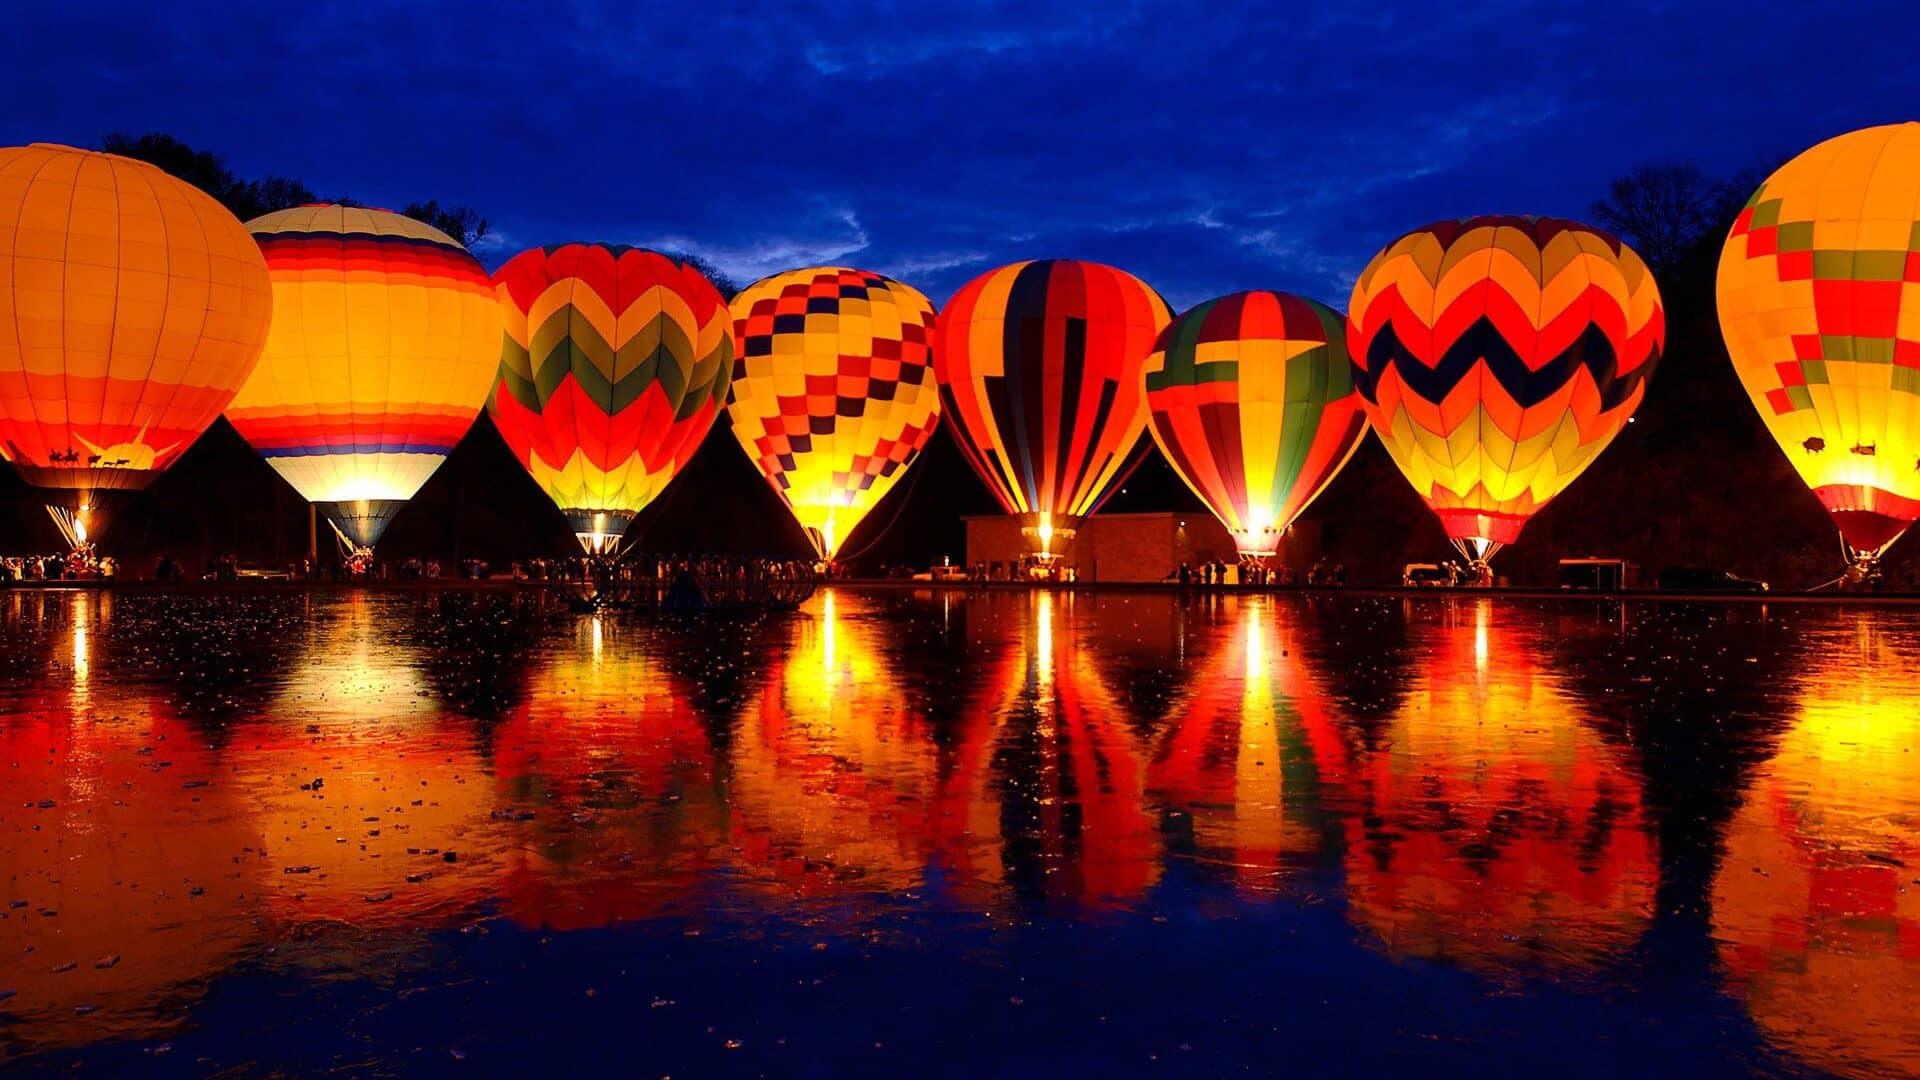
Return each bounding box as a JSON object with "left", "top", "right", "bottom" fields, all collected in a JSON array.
[{"left": 5, "top": 576, "right": 1920, "bottom": 606}]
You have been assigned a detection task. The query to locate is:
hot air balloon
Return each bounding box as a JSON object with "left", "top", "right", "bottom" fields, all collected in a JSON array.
[
  {"left": 224, "top": 205, "right": 501, "bottom": 559},
  {"left": 0, "top": 143, "right": 272, "bottom": 547},
  {"left": 489, "top": 245, "right": 733, "bottom": 555},
  {"left": 1347, "top": 216, "right": 1664, "bottom": 570},
  {"left": 1717, "top": 122, "right": 1920, "bottom": 577},
  {"left": 933, "top": 259, "right": 1170, "bottom": 559},
  {"left": 1142, "top": 290, "right": 1367, "bottom": 559},
  {"left": 726, "top": 267, "right": 939, "bottom": 560}
]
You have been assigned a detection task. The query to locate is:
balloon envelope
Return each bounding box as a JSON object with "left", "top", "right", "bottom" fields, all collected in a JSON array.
[
  {"left": 1143, "top": 291, "right": 1367, "bottom": 557},
  {"left": 225, "top": 205, "right": 501, "bottom": 549},
  {"left": 1348, "top": 216, "right": 1664, "bottom": 559},
  {"left": 489, "top": 245, "right": 733, "bottom": 554},
  {"left": 933, "top": 259, "right": 1170, "bottom": 553},
  {"left": 1717, "top": 122, "right": 1920, "bottom": 561},
  {"left": 726, "top": 267, "right": 939, "bottom": 558},
  {"left": 0, "top": 143, "right": 271, "bottom": 494}
]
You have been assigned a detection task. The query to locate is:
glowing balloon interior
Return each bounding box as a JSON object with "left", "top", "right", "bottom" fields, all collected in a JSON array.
[
  {"left": 1717, "top": 122, "right": 1920, "bottom": 568},
  {"left": 225, "top": 204, "right": 501, "bottom": 552},
  {"left": 933, "top": 259, "right": 1170, "bottom": 555},
  {"left": 1348, "top": 215, "right": 1664, "bottom": 564},
  {"left": 489, "top": 244, "right": 733, "bottom": 555},
  {"left": 0, "top": 143, "right": 272, "bottom": 521},
  {"left": 727, "top": 267, "right": 940, "bottom": 559},
  {"left": 1143, "top": 291, "right": 1367, "bottom": 558}
]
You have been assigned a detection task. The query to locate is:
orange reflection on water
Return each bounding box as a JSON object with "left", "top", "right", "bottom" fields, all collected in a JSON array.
[
  {"left": 1147, "top": 597, "right": 1343, "bottom": 893},
  {"left": 963, "top": 591, "right": 1161, "bottom": 908},
  {"left": 230, "top": 593, "right": 504, "bottom": 927},
  {"left": 1713, "top": 616, "right": 1920, "bottom": 1079},
  {"left": 491, "top": 614, "right": 726, "bottom": 929},
  {"left": 0, "top": 597, "right": 255, "bottom": 1054},
  {"left": 1339, "top": 600, "right": 1658, "bottom": 973},
  {"left": 727, "top": 589, "right": 952, "bottom": 902}
]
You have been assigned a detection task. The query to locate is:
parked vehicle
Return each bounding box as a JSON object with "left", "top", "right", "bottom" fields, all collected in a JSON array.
[
  {"left": 1402, "top": 563, "right": 1456, "bottom": 588},
  {"left": 1657, "top": 566, "right": 1769, "bottom": 593}
]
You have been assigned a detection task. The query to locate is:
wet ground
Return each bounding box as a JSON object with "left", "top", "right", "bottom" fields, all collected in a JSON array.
[{"left": 0, "top": 586, "right": 1915, "bottom": 1077}]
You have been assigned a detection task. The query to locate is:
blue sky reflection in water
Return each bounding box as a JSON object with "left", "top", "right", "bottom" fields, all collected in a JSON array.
[{"left": 0, "top": 588, "right": 1916, "bottom": 1076}]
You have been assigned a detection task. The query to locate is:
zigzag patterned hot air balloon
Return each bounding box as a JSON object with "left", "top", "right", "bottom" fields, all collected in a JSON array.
[
  {"left": 934, "top": 259, "right": 1170, "bottom": 557},
  {"left": 1143, "top": 291, "right": 1367, "bottom": 558},
  {"left": 489, "top": 244, "right": 733, "bottom": 554},
  {"left": 0, "top": 143, "right": 272, "bottom": 545},
  {"left": 1348, "top": 216, "right": 1664, "bottom": 565},
  {"left": 727, "top": 267, "right": 939, "bottom": 559},
  {"left": 1718, "top": 122, "right": 1920, "bottom": 573},
  {"left": 226, "top": 205, "right": 501, "bottom": 553}
]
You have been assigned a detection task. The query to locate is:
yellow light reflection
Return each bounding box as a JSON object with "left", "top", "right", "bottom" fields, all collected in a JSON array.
[{"left": 1712, "top": 616, "right": 1920, "bottom": 1079}]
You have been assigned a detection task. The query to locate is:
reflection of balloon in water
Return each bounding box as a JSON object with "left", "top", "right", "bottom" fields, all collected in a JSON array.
[
  {"left": 0, "top": 143, "right": 272, "bottom": 542},
  {"left": 491, "top": 616, "right": 725, "bottom": 929},
  {"left": 1712, "top": 617, "right": 1920, "bottom": 1079},
  {"left": 1143, "top": 291, "right": 1367, "bottom": 557},
  {"left": 0, "top": 600, "right": 255, "bottom": 1054},
  {"left": 1339, "top": 601, "right": 1657, "bottom": 973},
  {"left": 727, "top": 589, "right": 947, "bottom": 903},
  {"left": 1146, "top": 596, "right": 1347, "bottom": 892},
  {"left": 934, "top": 260, "right": 1170, "bottom": 556},
  {"left": 225, "top": 205, "right": 501, "bottom": 552},
  {"left": 726, "top": 267, "right": 940, "bottom": 558},
  {"left": 1717, "top": 123, "right": 1920, "bottom": 568},
  {"left": 489, "top": 244, "right": 733, "bottom": 554},
  {"left": 1348, "top": 216, "right": 1664, "bottom": 563}
]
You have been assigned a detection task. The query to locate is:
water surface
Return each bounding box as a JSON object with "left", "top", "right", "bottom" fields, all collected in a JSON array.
[{"left": 1, "top": 588, "right": 1915, "bottom": 1076}]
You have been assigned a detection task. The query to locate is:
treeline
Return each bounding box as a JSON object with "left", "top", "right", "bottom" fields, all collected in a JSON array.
[{"left": 102, "top": 132, "right": 492, "bottom": 248}]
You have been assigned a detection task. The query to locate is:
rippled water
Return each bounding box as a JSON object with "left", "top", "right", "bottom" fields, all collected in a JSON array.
[{"left": 1, "top": 587, "right": 1915, "bottom": 1076}]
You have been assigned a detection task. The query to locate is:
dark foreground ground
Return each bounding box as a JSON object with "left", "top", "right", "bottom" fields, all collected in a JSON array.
[{"left": 1, "top": 587, "right": 1914, "bottom": 1076}]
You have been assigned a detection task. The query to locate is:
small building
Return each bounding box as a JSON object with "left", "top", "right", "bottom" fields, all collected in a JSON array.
[{"left": 963, "top": 511, "right": 1326, "bottom": 583}]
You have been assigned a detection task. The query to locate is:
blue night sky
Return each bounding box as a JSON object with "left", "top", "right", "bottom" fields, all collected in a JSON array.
[{"left": 4, "top": 1, "right": 1916, "bottom": 308}]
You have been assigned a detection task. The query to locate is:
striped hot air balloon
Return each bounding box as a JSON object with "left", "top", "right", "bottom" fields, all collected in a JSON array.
[
  {"left": 933, "top": 259, "right": 1170, "bottom": 557},
  {"left": 1718, "top": 122, "right": 1920, "bottom": 573},
  {"left": 1142, "top": 291, "right": 1367, "bottom": 558},
  {"left": 0, "top": 143, "right": 272, "bottom": 546},
  {"left": 225, "top": 205, "right": 501, "bottom": 552},
  {"left": 489, "top": 244, "right": 733, "bottom": 554},
  {"left": 1348, "top": 216, "right": 1664, "bottom": 565},
  {"left": 727, "top": 267, "right": 939, "bottom": 559}
]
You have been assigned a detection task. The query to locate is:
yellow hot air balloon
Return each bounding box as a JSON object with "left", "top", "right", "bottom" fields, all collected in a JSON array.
[
  {"left": 1718, "top": 122, "right": 1920, "bottom": 576},
  {"left": 0, "top": 143, "right": 272, "bottom": 546},
  {"left": 224, "top": 205, "right": 501, "bottom": 554},
  {"left": 726, "top": 267, "right": 940, "bottom": 559}
]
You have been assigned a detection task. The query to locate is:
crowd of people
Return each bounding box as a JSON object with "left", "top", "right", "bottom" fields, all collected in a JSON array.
[
  {"left": 1176, "top": 558, "right": 1347, "bottom": 587},
  {"left": 513, "top": 554, "right": 822, "bottom": 584},
  {"left": 0, "top": 545, "right": 116, "bottom": 582}
]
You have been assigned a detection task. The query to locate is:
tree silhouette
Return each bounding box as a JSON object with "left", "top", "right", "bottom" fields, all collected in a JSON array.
[{"left": 1588, "top": 163, "right": 1722, "bottom": 277}]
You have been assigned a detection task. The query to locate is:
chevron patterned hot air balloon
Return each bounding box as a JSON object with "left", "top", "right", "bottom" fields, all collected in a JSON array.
[
  {"left": 933, "top": 259, "right": 1170, "bottom": 558},
  {"left": 1718, "top": 122, "right": 1920, "bottom": 574},
  {"left": 727, "top": 267, "right": 939, "bottom": 560},
  {"left": 1348, "top": 217, "right": 1664, "bottom": 566},
  {"left": 489, "top": 244, "right": 733, "bottom": 554},
  {"left": 226, "top": 205, "right": 501, "bottom": 554},
  {"left": 1143, "top": 291, "right": 1367, "bottom": 558},
  {"left": 0, "top": 143, "right": 272, "bottom": 546}
]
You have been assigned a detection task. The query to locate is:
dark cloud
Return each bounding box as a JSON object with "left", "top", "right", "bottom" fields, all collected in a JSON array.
[{"left": 4, "top": 0, "right": 1913, "bottom": 308}]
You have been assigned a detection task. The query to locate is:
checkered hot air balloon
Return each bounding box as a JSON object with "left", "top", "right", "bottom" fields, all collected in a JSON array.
[
  {"left": 488, "top": 244, "right": 733, "bottom": 555},
  {"left": 933, "top": 259, "right": 1170, "bottom": 557},
  {"left": 225, "top": 205, "right": 502, "bottom": 553},
  {"left": 726, "top": 267, "right": 939, "bottom": 559},
  {"left": 1348, "top": 216, "right": 1665, "bottom": 566},
  {"left": 0, "top": 143, "right": 272, "bottom": 546},
  {"left": 1142, "top": 291, "right": 1368, "bottom": 558},
  {"left": 1718, "top": 122, "right": 1920, "bottom": 573}
]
